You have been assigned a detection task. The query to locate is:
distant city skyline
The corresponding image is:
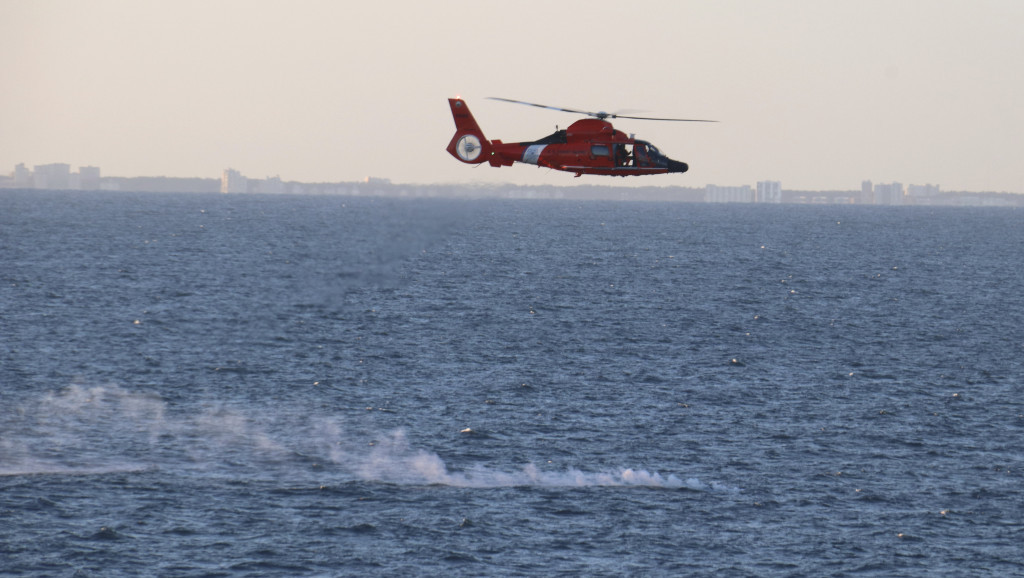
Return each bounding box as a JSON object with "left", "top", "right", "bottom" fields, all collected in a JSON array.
[
  {"left": 2, "top": 1, "right": 1023, "bottom": 194},
  {"left": 0, "top": 160, "right": 992, "bottom": 193},
  {"left": 5, "top": 161, "right": 1021, "bottom": 207}
]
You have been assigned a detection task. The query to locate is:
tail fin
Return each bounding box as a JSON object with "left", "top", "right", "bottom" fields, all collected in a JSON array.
[{"left": 446, "top": 98, "right": 492, "bottom": 164}]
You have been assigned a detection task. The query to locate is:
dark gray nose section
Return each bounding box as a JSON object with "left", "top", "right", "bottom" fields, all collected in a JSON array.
[{"left": 667, "top": 159, "right": 689, "bottom": 173}]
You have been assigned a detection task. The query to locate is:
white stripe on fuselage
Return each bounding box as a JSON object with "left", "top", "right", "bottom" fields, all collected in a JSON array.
[{"left": 522, "top": 144, "right": 547, "bottom": 165}]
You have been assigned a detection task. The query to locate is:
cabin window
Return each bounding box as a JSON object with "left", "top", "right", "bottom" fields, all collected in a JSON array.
[{"left": 591, "top": 144, "right": 610, "bottom": 157}]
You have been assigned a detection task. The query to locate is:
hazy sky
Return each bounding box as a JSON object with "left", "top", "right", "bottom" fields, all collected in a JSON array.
[{"left": 3, "top": 0, "right": 1022, "bottom": 192}]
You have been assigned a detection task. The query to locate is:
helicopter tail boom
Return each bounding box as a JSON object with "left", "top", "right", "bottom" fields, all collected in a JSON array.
[{"left": 446, "top": 98, "right": 493, "bottom": 164}]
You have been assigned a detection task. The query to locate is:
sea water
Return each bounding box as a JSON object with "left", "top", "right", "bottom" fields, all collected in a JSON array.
[{"left": 2, "top": 190, "right": 1022, "bottom": 576}]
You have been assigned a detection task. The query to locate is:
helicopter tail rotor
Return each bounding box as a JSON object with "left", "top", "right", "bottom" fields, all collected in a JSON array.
[{"left": 446, "top": 98, "right": 493, "bottom": 164}]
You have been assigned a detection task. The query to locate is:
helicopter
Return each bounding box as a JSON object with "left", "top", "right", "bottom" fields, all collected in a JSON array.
[{"left": 446, "top": 97, "right": 714, "bottom": 177}]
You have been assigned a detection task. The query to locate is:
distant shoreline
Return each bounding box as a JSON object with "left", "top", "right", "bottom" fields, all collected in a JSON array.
[{"left": 3, "top": 181, "right": 1022, "bottom": 208}]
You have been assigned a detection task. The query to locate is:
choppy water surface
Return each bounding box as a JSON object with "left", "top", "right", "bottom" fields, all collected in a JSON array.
[{"left": 2, "top": 190, "right": 1023, "bottom": 576}]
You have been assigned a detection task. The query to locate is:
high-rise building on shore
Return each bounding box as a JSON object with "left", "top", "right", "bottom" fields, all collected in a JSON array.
[
  {"left": 756, "top": 181, "right": 782, "bottom": 203},
  {"left": 78, "top": 166, "right": 101, "bottom": 190},
  {"left": 221, "top": 168, "right": 247, "bottom": 193},
  {"left": 32, "top": 163, "right": 71, "bottom": 190},
  {"left": 705, "top": 184, "right": 754, "bottom": 203},
  {"left": 874, "top": 182, "right": 904, "bottom": 205}
]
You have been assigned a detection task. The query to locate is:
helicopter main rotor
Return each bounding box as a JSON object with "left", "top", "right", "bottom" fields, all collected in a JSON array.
[{"left": 487, "top": 97, "right": 716, "bottom": 123}]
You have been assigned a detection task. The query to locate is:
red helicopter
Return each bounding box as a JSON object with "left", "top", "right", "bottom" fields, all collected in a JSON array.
[{"left": 446, "top": 97, "right": 714, "bottom": 177}]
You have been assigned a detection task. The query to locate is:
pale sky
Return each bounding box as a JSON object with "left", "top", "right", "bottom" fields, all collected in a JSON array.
[{"left": 3, "top": 0, "right": 1022, "bottom": 192}]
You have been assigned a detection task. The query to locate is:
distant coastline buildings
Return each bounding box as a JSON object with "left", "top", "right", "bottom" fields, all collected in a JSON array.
[
  {"left": 705, "top": 184, "right": 753, "bottom": 203},
  {"left": 704, "top": 181, "right": 783, "bottom": 204},
  {"left": 220, "top": 168, "right": 247, "bottom": 194},
  {"left": 869, "top": 181, "right": 905, "bottom": 206},
  {"left": 2, "top": 162, "right": 1021, "bottom": 207},
  {"left": 756, "top": 181, "right": 782, "bottom": 203},
  {"left": 7, "top": 163, "right": 103, "bottom": 191}
]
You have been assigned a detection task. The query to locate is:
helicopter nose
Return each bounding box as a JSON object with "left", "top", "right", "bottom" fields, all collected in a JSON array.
[{"left": 667, "top": 159, "right": 689, "bottom": 173}]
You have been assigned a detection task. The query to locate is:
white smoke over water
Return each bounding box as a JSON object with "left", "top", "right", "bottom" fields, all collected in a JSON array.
[
  {"left": 341, "top": 428, "right": 733, "bottom": 491},
  {"left": 1, "top": 385, "right": 737, "bottom": 492}
]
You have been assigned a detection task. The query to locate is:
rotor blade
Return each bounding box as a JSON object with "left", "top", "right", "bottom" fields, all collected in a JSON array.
[
  {"left": 486, "top": 97, "right": 593, "bottom": 117},
  {"left": 488, "top": 97, "right": 717, "bottom": 123},
  {"left": 612, "top": 114, "right": 718, "bottom": 122}
]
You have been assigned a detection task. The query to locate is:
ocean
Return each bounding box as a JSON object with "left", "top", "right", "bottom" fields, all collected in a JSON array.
[{"left": 2, "top": 190, "right": 1022, "bottom": 576}]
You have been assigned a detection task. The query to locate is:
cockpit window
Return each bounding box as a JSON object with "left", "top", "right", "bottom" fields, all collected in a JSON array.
[{"left": 636, "top": 140, "right": 659, "bottom": 157}]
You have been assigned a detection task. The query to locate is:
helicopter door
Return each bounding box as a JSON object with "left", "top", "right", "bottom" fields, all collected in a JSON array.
[
  {"left": 634, "top": 143, "right": 651, "bottom": 167},
  {"left": 615, "top": 144, "right": 634, "bottom": 167}
]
